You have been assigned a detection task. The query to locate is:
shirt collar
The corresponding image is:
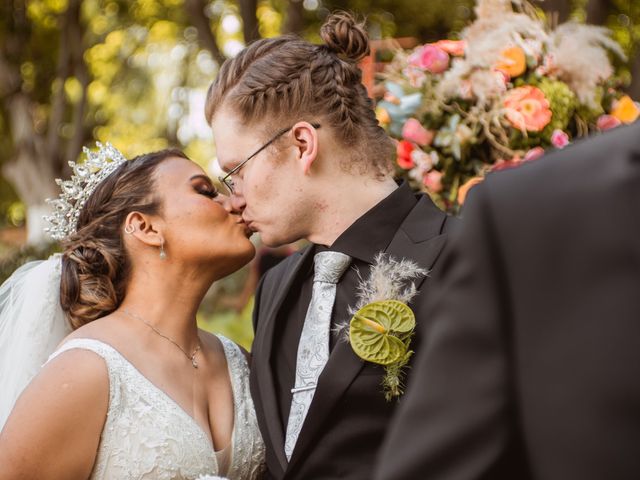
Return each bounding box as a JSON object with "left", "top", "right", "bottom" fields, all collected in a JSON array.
[{"left": 317, "top": 182, "right": 418, "bottom": 264}]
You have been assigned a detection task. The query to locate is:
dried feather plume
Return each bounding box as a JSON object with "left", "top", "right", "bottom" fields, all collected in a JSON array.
[{"left": 350, "top": 253, "right": 428, "bottom": 314}]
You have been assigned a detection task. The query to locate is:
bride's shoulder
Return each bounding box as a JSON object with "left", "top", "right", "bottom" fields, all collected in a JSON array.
[{"left": 198, "top": 329, "right": 251, "bottom": 365}]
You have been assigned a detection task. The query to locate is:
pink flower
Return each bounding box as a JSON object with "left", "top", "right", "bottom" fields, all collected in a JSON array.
[
  {"left": 523, "top": 147, "right": 545, "bottom": 162},
  {"left": 402, "top": 118, "right": 434, "bottom": 146},
  {"left": 423, "top": 170, "right": 443, "bottom": 192},
  {"left": 503, "top": 86, "right": 552, "bottom": 132},
  {"left": 409, "top": 45, "right": 450, "bottom": 74},
  {"left": 396, "top": 140, "right": 415, "bottom": 169},
  {"left": 597, "top": 114, "right": 622, "bottom": 131},
  {"left": 550, "top": 129, "right": 570, "bottom": 149},
  {"left": 433, "top": 40, "right": 466, "bottom": 56}
]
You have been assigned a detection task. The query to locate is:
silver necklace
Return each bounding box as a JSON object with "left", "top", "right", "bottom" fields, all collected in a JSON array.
[{"left": 122, "top": 308, "right": 201, "bottom": 368}]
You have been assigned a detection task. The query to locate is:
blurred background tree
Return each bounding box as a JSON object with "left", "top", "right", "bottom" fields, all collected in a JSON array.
[{"left": 0, "top": 0, "right": 637, "bottom": 344}]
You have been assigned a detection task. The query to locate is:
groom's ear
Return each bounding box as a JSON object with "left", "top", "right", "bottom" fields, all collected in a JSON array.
[
  {"left": 124, "top": 211, "right": 163, "bottom": 248},
  {"left": 291, "top": 122, "right": 319, "bottom": 175}
]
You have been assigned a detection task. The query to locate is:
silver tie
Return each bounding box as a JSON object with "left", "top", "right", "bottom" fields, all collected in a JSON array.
[{"left": 284, "top": 251, "right": 352, "bottom": 460}]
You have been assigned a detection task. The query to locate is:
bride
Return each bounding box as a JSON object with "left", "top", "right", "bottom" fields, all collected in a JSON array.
[{"left": 0, "top": 144, "right": 265, "bottom": 479}]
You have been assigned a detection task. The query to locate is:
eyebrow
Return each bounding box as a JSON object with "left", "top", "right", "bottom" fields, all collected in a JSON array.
[{"left": 189, "top": 174, "right": 214, "bottom": 185}]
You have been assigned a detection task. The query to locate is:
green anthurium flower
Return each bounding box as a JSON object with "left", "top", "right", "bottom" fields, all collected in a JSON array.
[{"left": 349, "top": 300, "right": 416, "bottom": 366}]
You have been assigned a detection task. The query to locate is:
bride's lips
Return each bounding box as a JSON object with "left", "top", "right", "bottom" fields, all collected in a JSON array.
[{"left": 236, "top": 219, "right": 253, "bottom": 237}]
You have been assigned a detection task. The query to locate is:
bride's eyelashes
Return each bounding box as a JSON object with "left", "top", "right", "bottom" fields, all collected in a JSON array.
[{"left": 194, "top": 184, "right": 219, "bottom": 199}]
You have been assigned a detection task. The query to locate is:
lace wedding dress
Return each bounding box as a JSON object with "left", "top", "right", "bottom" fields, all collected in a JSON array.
[{"left": 46, "top": 336, "right": 265, "bottom": 479}]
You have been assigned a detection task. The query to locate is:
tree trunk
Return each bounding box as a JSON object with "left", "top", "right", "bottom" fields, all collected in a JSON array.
[
  {"left": 185, "top": 0, "right": 226, "bottom": 65},
  {"left": 284, "top": 0, "right": 305, "bottom": 35},
  {"left": 586, "top": 0, "right": 610, "bottom": 25},
  {"left": 239, "top": 0, "right": 260, "bottom": 43},
  {"left": 536, "top": 0, "right": 571, "bottom": 25}
]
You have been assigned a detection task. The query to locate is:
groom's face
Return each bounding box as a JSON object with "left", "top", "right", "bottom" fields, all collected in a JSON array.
[{"left": 211, "top": 108, "right": 309, "bottom": 247}]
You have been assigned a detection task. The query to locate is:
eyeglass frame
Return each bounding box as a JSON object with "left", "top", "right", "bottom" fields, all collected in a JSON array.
[{"left": 218, "top": 122, "right": 321, "bottom": 195}]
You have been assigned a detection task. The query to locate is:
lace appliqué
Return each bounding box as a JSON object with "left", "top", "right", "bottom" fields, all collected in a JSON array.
[{"left": 46, "top": 337, "right": 265, "bottom": 480}]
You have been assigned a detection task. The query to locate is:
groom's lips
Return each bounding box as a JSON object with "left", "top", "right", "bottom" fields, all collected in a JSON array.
[{"left": 237, "top": 219, "right": 254, "bottom": 236}]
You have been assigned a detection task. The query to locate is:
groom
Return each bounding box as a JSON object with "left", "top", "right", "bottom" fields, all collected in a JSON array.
[{"left": 206, "top": 15, "right": 456, "bottom": 479}]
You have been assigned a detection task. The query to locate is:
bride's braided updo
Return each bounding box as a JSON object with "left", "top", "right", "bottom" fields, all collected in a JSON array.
[
  {"left": 60, "top": 149, "right": 188, "bottom": 329},
  {"left": 205, "top": 11, "right": 394, "bottom": 178}
]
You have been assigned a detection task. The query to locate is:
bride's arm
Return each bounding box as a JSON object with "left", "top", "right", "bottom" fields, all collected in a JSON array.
[{"left": 0, "top": 349, "right": 109, "bottom": 479}]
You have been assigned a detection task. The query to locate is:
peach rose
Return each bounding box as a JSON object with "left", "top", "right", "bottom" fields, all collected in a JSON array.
[{"left": 503, "top": 86, "right": 552, "bottom": 132}]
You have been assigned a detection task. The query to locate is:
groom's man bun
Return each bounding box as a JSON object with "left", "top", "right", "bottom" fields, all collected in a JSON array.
[
  {"left": 60, "top": 149, "right": 188, "bottom": 329},
  {"left": 205, "top": 11, "right": 394, "bottom": 179},
  {"left": 319, "top": 11, "right": 370, "bottom": 62}
]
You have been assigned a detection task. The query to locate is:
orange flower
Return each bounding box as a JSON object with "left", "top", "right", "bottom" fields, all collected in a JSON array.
[
  {"left": 503, "top": 86, "right": 552, "bottom": 132},
  {"left": 610, "top": 95, "right": 640, "bottom": 124},
  {"left": 457, "top": 177, "right": 483, "bottom": 205},
  {"left": 495, "top": 46, "right": 527, "bottom": 78}
]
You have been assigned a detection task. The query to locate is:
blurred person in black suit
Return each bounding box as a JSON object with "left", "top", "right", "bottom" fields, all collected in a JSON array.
[{"left": 375, "top": 122, "right": 640, "bottom": 480}]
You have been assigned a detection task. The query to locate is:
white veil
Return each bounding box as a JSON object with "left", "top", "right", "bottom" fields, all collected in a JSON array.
[{"left": 0, "top": 254, "right": 72, "bottom": 430}]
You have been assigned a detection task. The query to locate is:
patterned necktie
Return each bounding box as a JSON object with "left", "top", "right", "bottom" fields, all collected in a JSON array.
[{"left": 284, "top": 251, "right": 352, "bottom": 460}]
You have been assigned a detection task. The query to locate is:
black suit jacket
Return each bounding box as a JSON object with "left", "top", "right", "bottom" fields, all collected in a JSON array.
[
  {"left": 250, "top": 194, "right": 456, "bottom": 480},
  {"left": 375, "top": 122, "right": 640, "bottom": 480}
]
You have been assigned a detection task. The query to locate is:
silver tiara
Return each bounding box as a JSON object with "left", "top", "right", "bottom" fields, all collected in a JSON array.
[{"left": 44, "top": 142, "right": 127, "bottom": 241}]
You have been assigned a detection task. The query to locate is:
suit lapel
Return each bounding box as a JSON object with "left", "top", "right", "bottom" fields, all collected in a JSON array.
[
  {"left": 285, "top": 195, "right": 450, "bottom": 472},
  {"left": 254, "top": 246, "right": 314, "bottom": 474}
]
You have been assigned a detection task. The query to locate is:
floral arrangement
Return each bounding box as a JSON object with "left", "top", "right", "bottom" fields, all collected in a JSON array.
[{"left": 376, "top": 0, "right": 640, "bottom": 211}]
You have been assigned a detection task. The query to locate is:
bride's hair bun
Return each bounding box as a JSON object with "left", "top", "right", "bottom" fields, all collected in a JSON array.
[{"left": 320, "top": 11, "right": 369, "bottom": 62}]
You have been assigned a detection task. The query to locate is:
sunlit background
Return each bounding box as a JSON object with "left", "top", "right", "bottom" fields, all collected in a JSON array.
[{"left": 1, "top": 0, "right": 638, "bottom": 346}]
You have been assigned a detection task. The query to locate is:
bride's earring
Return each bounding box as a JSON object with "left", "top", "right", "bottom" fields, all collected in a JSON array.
[
  {"left": 124, "top": 224, "right": 135, "bottom": 234},
  {"left": 159, "top": 239, "right": 167, "bottom": 260}
]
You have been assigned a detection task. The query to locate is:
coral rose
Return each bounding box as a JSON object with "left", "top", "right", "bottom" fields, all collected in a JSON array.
[{"left": 503, "top": 86, "right": 552, "bottom": 132}]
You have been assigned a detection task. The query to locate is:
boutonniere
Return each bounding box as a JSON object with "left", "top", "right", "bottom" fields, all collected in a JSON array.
[{"left": 341, "top": 253, "right": 428, "bottom": 401}]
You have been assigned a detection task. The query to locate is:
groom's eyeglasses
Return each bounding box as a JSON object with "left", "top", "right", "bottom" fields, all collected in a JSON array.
[{"left": 218, "top": 123, "right": 321, "bottom": 195}]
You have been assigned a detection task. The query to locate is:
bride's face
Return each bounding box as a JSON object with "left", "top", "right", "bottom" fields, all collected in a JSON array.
[{"left": 151, "top": 156, "right": 255, "bottom": 274}]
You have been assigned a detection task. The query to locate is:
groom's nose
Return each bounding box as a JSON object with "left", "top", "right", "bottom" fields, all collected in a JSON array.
[{"left": 229, "top": 192, "right": 246, "bottom": 214}]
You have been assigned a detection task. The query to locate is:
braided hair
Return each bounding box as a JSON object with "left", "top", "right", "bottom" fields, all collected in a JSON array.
[{"left": 205, "top": 12, "right": 394, "bottom": 178}]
